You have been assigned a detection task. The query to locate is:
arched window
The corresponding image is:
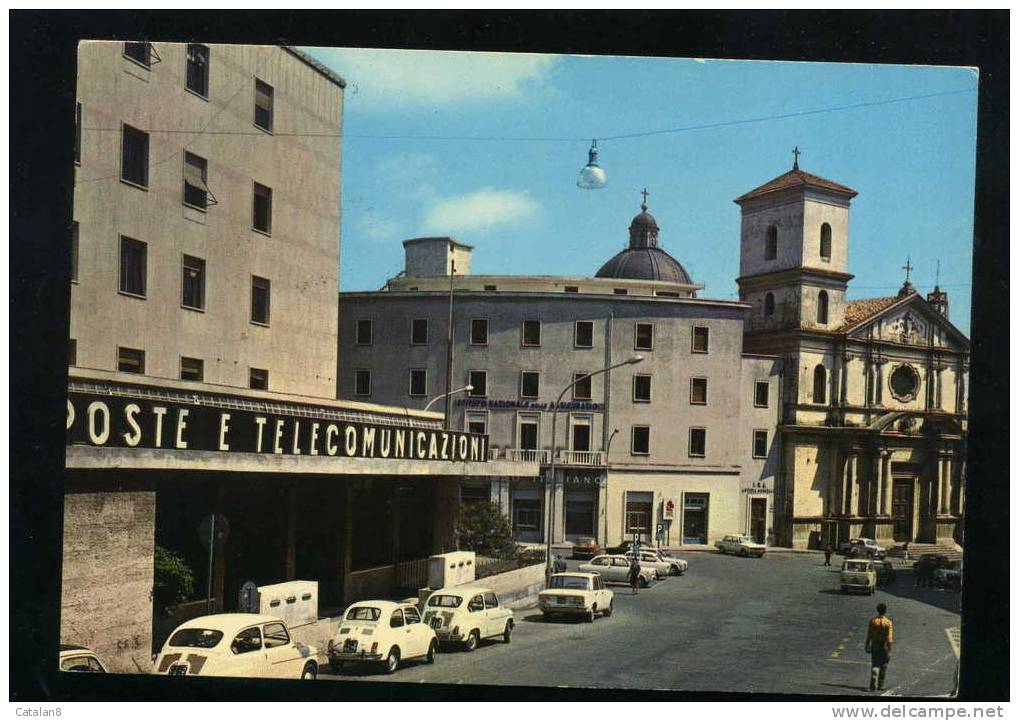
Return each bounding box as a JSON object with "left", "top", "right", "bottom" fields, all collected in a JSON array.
[
  {"left": 817, "top": 290, "right": 829, "bottom": 325},
  {"left": 813, "top": 364, "right": 827, "bottom": 404},
  {"left": 764, "top": 292, "right": 775, "bottom": 316},
  {"left": 820, "top": 223, "right": 832, "bottom": 260},
  {"left": 764, "top": 226, "right": 778, "bottom": 260}
]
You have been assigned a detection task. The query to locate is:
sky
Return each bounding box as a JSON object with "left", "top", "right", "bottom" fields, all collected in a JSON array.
[{"left": 301, "top": 47, "right": 978, "bottom": 335}]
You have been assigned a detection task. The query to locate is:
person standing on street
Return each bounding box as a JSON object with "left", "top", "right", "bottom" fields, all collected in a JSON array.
[
  {"left": 628, "top": 557, "right": 642, "bottom": 595},
  {"left": 865, "top": 603, "right": 894, "bottom": 692},
  {"left": 824, "top": 543, "right": 833, "bottom": 567}
]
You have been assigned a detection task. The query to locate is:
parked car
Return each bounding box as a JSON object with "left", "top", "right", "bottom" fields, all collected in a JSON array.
[
  {"left": 913, "top": 554, "right": 951, "bottom": 575},
  {"left": 422, "top": 586, "right": 514, "bottom": 652},
  {"left": 933, "top": 561, "right": 963, "bottom": 590},
  {"left": 875, "top": 560, "right": 897, "bottom": 586},
  {"left": 327, "top": 601, "right": 437, "bottom": 674},
  {"left": 59, "top": 645, "right": 107, "bottom": 673},
  {"left": 153, "top": 614, "right": 318, "bottom": 679},
  {"left": 572, "top": 536, "right": 602, "bottom": 559},
  {"left": 578, "top": 554, "right": 654, "bottom": 587},
  {"left": 539, "top": 572, "right": 614, "bottom": 622},
  {"left": 840, "top": 559, "right": 877, "bottom": 595},
  {"left": 839, "top": 538, "right": 887, "bottom": 559},
  {"left": 624, "top": 549, "right": 673, "bottom": 579},
  {"left": 715, "top": 535, "right": 767, "bottom": 558},
  {"left": 644, "top": 548, "right": 688, "bottom": 575},
  {"left": 607, "top": 540, "right": 651, "bottom": 554}
]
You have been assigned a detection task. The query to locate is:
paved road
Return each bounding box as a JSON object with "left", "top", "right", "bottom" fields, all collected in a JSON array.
[{"left": 320, "top": 552, "right": 961, "bottom": 697}]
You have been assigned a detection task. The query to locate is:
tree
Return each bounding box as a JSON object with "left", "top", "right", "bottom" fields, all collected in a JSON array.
[
  {"left": 153, "top": 544, "right": 196, "bottom": 609},
  {"left": 455, "top": 502, "right": 518, "bottom": 559}
]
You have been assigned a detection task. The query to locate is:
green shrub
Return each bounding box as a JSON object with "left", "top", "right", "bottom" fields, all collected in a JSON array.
[
  {"left": 153, "top": 544, "right": 196, "bottom": 608},
  {"left": 455, "top": 502, "right": 518, "bottom": 560}
]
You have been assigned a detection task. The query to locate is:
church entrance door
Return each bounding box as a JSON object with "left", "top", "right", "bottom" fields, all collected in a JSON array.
[{"left": 891, "top": 480, "right": 915, "bottom": 542}]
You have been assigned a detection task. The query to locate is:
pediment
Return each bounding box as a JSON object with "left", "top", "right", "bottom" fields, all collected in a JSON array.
[{"left": 846, "top": 294, "right": 969, "bottom": 352}]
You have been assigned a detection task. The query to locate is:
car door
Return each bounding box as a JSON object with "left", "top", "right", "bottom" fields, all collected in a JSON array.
[
  {"left": 262, "top": 622, "right": 297, "bottom": 678},
  {"left": 586, "top": 556, "right": 612, "bottom": 581},
  {"left": 483, "top": 592, "right": 505, "bottom": 637},
  {"left": 611, "top": 556, "right": 631, "bottom": 582},
  {"left": 401, "top": 605, "right": 428, "bottom": 657},
  {"left": 466, "top": 594, "right": 486, "bottom": 637},
  {"left": 228, "top": 625, "right": 265, "bottom": 678}
]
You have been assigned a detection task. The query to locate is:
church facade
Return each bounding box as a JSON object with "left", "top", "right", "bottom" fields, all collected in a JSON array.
[{"left": 735, "top": 163, "right": 968, "bottom": 549}]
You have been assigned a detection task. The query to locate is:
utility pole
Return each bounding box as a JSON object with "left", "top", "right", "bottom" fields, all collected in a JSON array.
[{"left": 444, "top": 258, "right": 456, "bottom": 429}]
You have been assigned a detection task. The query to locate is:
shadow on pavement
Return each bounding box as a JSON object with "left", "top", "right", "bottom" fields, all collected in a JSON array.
[
  {"left": 521, "top": 612, "right": 587, "bottom": 624},
  {"left": 819, "top": 682, "right": 872, "bottom": 693},
  {"left": 878, "top": 572, "right": 962, "bottom": 613}
]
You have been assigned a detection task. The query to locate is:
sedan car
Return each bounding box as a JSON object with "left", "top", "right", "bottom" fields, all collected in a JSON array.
[
  {"left": 327, "top": 601, "right": 437, "bottom": 674},
  {"left": 422, "top": 586, "right": 514, "bottom": 652},
  {"left": 876, "top": 560, "right": 897, "bottom": 586},
  {"left": 933, "top": 561, "right": 963, "bottom": 590},
  {"left": 628, "top": 548, "right": 688, "bottom": 576},
  {"left": 624, "top": 549, "right": 672, "bottom": 579},
  {"left": 840, "top": 559, "right": 877, "bottom": 595},
  {"left": 571, "top": 536, "right": 602, "bottom": 559},
  {"left": 59, "top": 645, "right": 107, "bottom": 673},
  {"left": 578, "top": 555, "right": 654, "bottom": 587},
  {"left": 154, "top": 614, "right": 318, "bottom": 679},
  {"left": 539, "top": 572, "right": 614, "bottom": 622},
  {"left": 715, "top": 534, "right": 767, "bottom": 558},
  {"left": 839, "top": 538, "right": 887, "bottom": 559}
]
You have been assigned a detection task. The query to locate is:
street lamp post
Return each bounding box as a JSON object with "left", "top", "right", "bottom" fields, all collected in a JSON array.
[
  {"left": 545, "top": 355, "right": 643, "bottom": 581},
  {"left": 424, "top": 384, "right": 474, "bottom": 413}
]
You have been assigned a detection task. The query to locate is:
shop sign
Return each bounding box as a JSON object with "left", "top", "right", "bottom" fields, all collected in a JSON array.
[
  {"left": 663, "top": 499, "right": 675, "bottom": 520},
  {"left": 455, "top": 398, "right": 605, "bottom": 412},
  {"left": 66, "top": 391, "right": 488, "bottom": 462}
]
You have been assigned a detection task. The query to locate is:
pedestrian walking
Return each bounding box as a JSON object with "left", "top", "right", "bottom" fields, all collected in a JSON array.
[
  {"left": 628, "top": 558, "right": 642, "bottom": 595},
  {"left": 824, "top": 543, "right": 833, "bottom": 567},
  {"left": 553, "top": 554, "right": 567, "bottom": 573},
  {"left": 865, "top": 603, "right": 894, "bottom": 692}
]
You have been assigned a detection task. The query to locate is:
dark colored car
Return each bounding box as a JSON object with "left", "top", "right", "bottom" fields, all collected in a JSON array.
[
  {"left": 876, "top": 560, "right": 897, "bottom": 586},
  {"left": 572, "top": 536, "right": 602, "bottom": 559},
  {"left": 913, "top": 554, "right": 951, "bottom": 574}
]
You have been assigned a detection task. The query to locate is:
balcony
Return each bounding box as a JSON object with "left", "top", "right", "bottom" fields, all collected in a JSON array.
[
  {"left": 556, "top": 450, "right": 606, "bottom": 466},
  {"left": 487, "top": 448, "right": 604, "bottom": 465},
  {"left": 503, "top": 448, "right": 552, "bottom": 464}
]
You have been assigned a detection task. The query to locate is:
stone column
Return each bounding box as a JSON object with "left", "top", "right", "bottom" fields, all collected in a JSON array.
[
  {"left": 955, "top": 364, "right": 967, "bottom": 415},
  {"left": 940, "top": 455, "right": 952, "bottom": 515},
  {"left": 552, "top": 473, "right": 566, "bottom": 542},
  {"left": 879, "top": 450, "right": 891, "bottom": 515},
  {"left": 829, "top": 446, "right": 843, "bottom": 516},
  {"left": 929, "top": 453, "right": 941, "bottom": 517},
  {"left": 934, "top": 366, "right": 944, "bottom": 410},
  {"left": 844, "top": 452, "right": 858, "bottom": 516},
  {"left": 870, "top": 454, "right": 882, "bottom": 516},
  {"left": 840, "top": 352, "right": 850, "bottom": 405}
]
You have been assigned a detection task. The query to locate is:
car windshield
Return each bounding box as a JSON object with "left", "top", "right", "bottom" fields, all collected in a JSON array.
[
  {"left": 845, "top": 561, "right": 870, "bottom": 571},
  {"left": 739, "top": 536, "right": 755, "bottom": 543},
  {"left": 168, "top": 628, "right": 224, "bottom": 649},
  {"left": 576, "top": 537, "right": 595, "bottom": 545},
  {"left": 549, "top": 576, "right": 590, "bottom": 590},
  {"left": 427, "top": 594, "right": 464, "bottom": 608},
  {"left": 345, "top": 606, "right": 381, "bottom": 621}
]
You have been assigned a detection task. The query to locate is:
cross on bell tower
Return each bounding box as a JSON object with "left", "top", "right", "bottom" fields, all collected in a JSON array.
[
  {"left": 898, "top": 255, "right": 916, "bottom": 298},
  {"left": 792, "top": 146, "right": 801, "bottom": 171},
  {"left": 640, "top": 187, "right": 649, "bottom": 211}
]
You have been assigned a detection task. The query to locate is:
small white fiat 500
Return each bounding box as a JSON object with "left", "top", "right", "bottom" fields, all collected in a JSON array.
[
  {"left": 539, "top": 572, "right": 614, "bottom": 622},
  {"left": 422, "top": 586, "right": 514, "bottom": 652},
  {"left": 327, "top": 601, "right": 438, "bottom": 674},
  {"left": 153, "top": 614, "right": 318, "bottom": 679}
]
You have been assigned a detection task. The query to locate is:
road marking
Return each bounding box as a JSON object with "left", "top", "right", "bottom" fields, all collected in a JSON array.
[
  {"left": 829, "top": 630, "right": 854, "bottom": 659},
  {"left": 945, "top": 627, "right": 961, "bottom": 659}
]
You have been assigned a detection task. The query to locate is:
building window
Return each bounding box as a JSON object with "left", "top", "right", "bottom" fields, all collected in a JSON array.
[
  {"left": 690, "top": 377, "right": 708, "bottom": 405},
  {"left": 817, "top": 290, "right": 829, "bottom": 325},
  {"left": 181, "top": 255, "right": 205, "bottom": 310},
  {"left": 411, "top": 318, "right": 428, "bottom": 345},
  {"left": 689, "top": 427, "right": 707, "bottom": 457},
  {"left": 752, "top": 430, "right": 768, "bottom": 459},
  {"left": 409, "top": 369, "right": 427, "bottom": 397},
  {"left": 632, "top": 374, "right": 652, "bottom": 403},
  {"left": 572, "top": 372, "right": 592, "bottom": 400},
  {"left": 634, "top": 322, "right": 654, "bottom": 351},
  {"left": 117, "top": 347, "right": 145, "bottom": 374},
  {"left": 812, "top": 364, "right": 827, "bottom": 404},
  {"left": 820, "top": 223, "right": 832, "bottom": 260},
  {"left": 180, "top": 357, "right": 204, "bottom": 381},
  {"left": 517, "top": 415, "right": 539, "bottom": 450},
  {"left": 754, "top": 381, "right": 770, "bottom": 408},
  {"left": 764, "top": 292, "right": 775, "bottom": 316},
  {"left": 74, "top": 103, "right": 81, "bottom": 165},
  {"left": 574, "top": 320, "right": 593, "bottom": 348},
  {"left": 68, "top": 339, "right": 77, "bottom": 366},
  {"left": 470, "top": 318, "right": 489, "bottom": 345},
  {"left": 765, "top": 226, "right": 778, "bottom": 260},
  {"left": 625, "top": 492, "right": 653, "bottom": 534},
  {"left": 186, "top": 43, "right": 209, "bottom": 98},
  {"left": 354, "top": 369, "right": 371, "bottom": 396},
  {"left": 692, "top": 326, "right": 710, "bottom": 354},
  {"left": 70, "top": 222, "right": 78, "bottom": 282},
  {"left": 564, "top": 286, "right": 579, "bottom": 293},
  {"left": 513, "top": 498, "right": 541, "bottom": 532},
  {"left": 570, "top": 416, "right": 592, "bottom": 452},
  {"left": 123, "top": 42, "right": 153, "bottom": 67},
  {"left": 521, "top": 319, "right": 541, "bottom": 347},
  {"left": 252, "top": 182, "right": 272, "bottom": 234},
  {"left": 520, "top": 371, "right": 540, "bottom": 399},
  {"left": 355, "top": 319, "right": 373, "bottom": 346},
  {"left": 890, "top": 364, "right": 921, "bottom": 402},
  {"left": 118, "top": 236, "right": 146, "bottom": 297},
  {"left": 613, "top": 288, "right": 628, "bottom": 295},
  {"left": 254, "top": 78, "right": 274, "bottom": 132},
  {"left": 468, "top": 370, "right": 487, "bottom": 397},
  {"left": 465, "top": 411, "right": 487, "bottom": 435},
  {"left": 183, "top": 151, "right": 216, "bottom": 209},
  {"left": 631, "top": 425, "right": 650, "bottom": 455},
  {"left": 483, "top": 284, "right": 497, "bottom": 291},
  {"left": 250, "top": 367, "right": 269, "bottom": 390},
  {"left": 121, "top": 124, "right": 149, "bottom": 188},
  {"left": 250, "top": 276, "right": 271, "bottom": 325}
]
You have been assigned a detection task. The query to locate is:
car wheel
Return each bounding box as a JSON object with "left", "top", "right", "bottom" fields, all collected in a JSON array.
[
  {"left": 639, "top": 575, "right": 649, "bottom": 588},
  {"left": 586, "top": 607, "right": 596, "bottom": 623},
  {"left": 740, "top": 548, "right": 749, "bottom": 557},
  {"left": 426, "top": 640, "right": 437, "bottom": 664},
  {"left": 503, "top": 620, "right": 513, "bottom": 643},
  {"left": 329, "top": 659, "right": 343, "bottom": 674},
  {"left": 603, "top": 600, "right": 613, "bottom": 617},
  {"left": 383, "top": 647, "right": 400, "bottom": 674},
  {"left": 301, "top": 662, "right": 317, "bottom": 680},
  {"left": 542, "top": 611, "right": 553, "bottom": 622},
  {"left": 463, "top": 630, "right": 479, "bottom": 652}
]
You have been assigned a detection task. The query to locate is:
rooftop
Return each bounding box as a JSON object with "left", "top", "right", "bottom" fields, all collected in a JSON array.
[
  {"left": 283, "top": 47, "right": 347, "bottom": 89},
  {"left": 735, "top": 168, "right": 858, "bottom": 204},
  {"left": 837, "top": 295, "right": 907, "bottom": 331}
]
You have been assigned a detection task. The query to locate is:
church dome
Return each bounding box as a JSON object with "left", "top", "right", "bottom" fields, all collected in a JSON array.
[{"left": 595, "top": 195, "right": 693, "bottom": 284}]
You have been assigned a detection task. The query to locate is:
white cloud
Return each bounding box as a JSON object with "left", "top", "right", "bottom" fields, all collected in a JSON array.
[
  {"left": 303, "top": 47, "right": 557, "bottom": 107},
  {"left": 422, "top": 189, "right": 540, "bottom": 235},
  {"left": 358, "top": 213, "right": 404, "bottom": 242},
  {"left": 375, "top": 152, "right": 440, "bottom": 201}
]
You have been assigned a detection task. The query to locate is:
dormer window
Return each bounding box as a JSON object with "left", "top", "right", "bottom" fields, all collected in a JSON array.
[{"left": 765, "top": 226, "right": 778, "bottom": 260}]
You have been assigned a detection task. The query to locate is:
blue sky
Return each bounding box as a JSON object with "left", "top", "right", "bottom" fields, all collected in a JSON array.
[{"left": 302, "top": 48, "right": 978, "bottom": 334}]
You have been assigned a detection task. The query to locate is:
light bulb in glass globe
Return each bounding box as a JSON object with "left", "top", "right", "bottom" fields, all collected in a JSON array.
[{"left": 576, "top": 140, "right": 607, "bottom": 189}]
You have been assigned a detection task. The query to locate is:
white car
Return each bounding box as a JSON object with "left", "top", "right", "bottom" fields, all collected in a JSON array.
[
  {"left": 422, "top": 586, "right": 514, "bottom": 652},
  {"left": 842, "top": 538, "right": 887, "bottom": 560},
  {"left": 625, "top": 548, "right": 689, "bottom": 577},
  {"left": 539, "top": 572, "right": 614, "bottom": 622},
  {"left": 327, "top": 601, "right": 437, "bottom": 674},
  {"left": 59, "top": 645, "right": 107, "bottom": 673},
  {"left": 153, "top": 614, "right": 318, "bottom": 679},
  {"left": 715, "top": 534, "right": 767, "bottom": 558},
  {"left": 840, "top": 559, "right": 877, "bottom": 595},
  {"left": 652, "top": 549, "right": 689, "bottom": 575},
  {"left": 578, "top": 554, "right": 654, "bottom": 587}
]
